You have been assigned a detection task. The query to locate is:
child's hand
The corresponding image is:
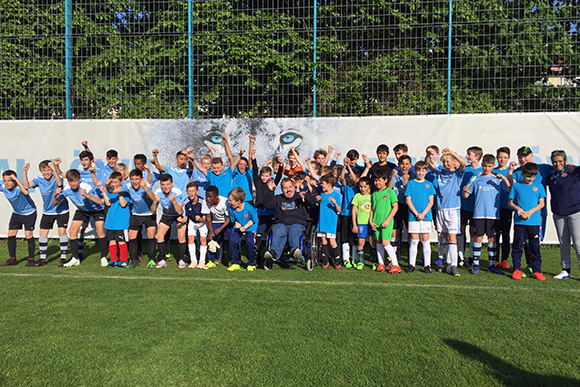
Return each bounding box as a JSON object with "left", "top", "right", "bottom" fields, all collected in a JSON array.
[
  {"left": 509, "top": 161, "right": 517, "bottom": 170},
  {"left": 277, "top": 156, "right": 284, "bottom": 165},
  {"left": 362, "top": 153, "right": 368, "bottom": 162},
  {"left": 207, "top": 145, "right": 213, "bottom": 153},
  {"left": 222, "top": 134, "right": 229, "bottom": 142},
  {"left": 168, "top": 194, "right": 175, "bottom": 202},
  {"left": 195, "top": 215, "right": 203, "bottom": 222},
  {"left": 80, "top": 189, "right": 87, "bottom": 197},
  {"left": 381, "top": 220, "right": 390, "bottom": 228},
  {"left": 143, "top": 164, "right": 150, "bottom": 171},
  {"left": 55, "top": 187, "right": 62, "bottom": 195},
  {"left": 370, "top": 220, "right": 377, "bottom": 231},
  {"left": 81, "top": 140, "right": 88, "bottom": 148},
  {"left": 100, "top": 185, "right": 106, "bottom": 194},
  {"left": 463, "top": 185, "right": 470, "bottom": 192},
  {"left": 403, "top": 174, "right": 410, "bottom": 183},
  {"left": 305, "top": 156, "right": 311, "bottom": 163},
  {"left": 315, "top": 195, "right": 321, "bottom": 202},
  {"left": 22, "top": 163, "right": 30, "bottom": 172},
  {"left": 522, "top": 211, "right": 530, "bottom": 220},
  {"left": 496, "top": 173, "right": 503, "bottom": 179},
  {"left": 517, "top": 208, "right": 525, "bottom": 217},
  {"left": 392, "top": 169, "right": 398, "bottom": 176},
  {"left": 234, "top": 221, "right": 242, "bottom": 229},
  {"left": 417, "top": 213, "right": 424, "bottom": 221},
  {"left": 177, "top": 216, "right": 187, "bottom": 223},
  {"left": 185, "top": 146, "right": 194, "bottom": 153},
  {"left": 152, "top": 149, "right": 159, "bottom": 157},
  {"left": 54, "top": 158, "right": 62, "bottom": 166},
  {"left": 328, "top": 145, "right": 334, "bottom": 153},
  {"left": 344, "top": 156, "right": 351, "bottom": 165},
  {"left": 89, "top": 166, "right": 96, "bottom": 174},
  {"left": 250, "top": 148, "right": 256, "bottom": 156},
  {"left": 208, "top": 231, "right": 215, "bottom": 240},
  {"left": 334, "top": 152, "right": 342, "bottom": 160},
  {"left": 329, "top": 197, "right": 337, "bottom": 205},
  {"left": 104, "top": 178, "right": 112, "bottom": 186},
  {"left": 352, "top": 225, "right": 358, "bottom": 234},
  {"left": 442, "top": 147, "right": 451, "bottom": 154},
  {"left": 249, "top": 134, "right": 255, "bottom": 142},
  {"left": 299, "top": 190, "right": 306, "bottom": 200},
  {"left": 366, "top": 160, "right": 373, "bottom": 168},
  {"left": 140, "top": 179, "right": 147, "bottom": 188},
  {"left": 239, "top": 148, "right": 246, "bottom": 155}
]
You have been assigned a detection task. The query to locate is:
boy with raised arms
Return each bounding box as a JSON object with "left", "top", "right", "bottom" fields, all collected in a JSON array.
[{"left": 153, "top": 174, "right": 185, "bottom": 269}]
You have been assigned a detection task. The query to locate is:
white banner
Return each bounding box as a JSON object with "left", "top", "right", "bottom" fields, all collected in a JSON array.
[{"left": 1, "top": 112, "right": 580, "bottom": 242}]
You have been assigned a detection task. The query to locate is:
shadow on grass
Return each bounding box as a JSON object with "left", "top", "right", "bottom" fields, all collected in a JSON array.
[{"left": 444, "top": 339, "right": 580, "bottom": 386}]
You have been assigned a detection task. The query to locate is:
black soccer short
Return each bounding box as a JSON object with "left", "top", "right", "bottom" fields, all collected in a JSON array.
[
  {"left": 9, "top": 211, "right": 37, "bottom": 231},
  {"left": 393, "top": 203, "right": 409, "bottom": 229},
  {"left": 73, "top": 209, "right": 105, "bottom": 223},
  {"left": 159, "top": 214, "right": 180, "bottom": 227},
  {"left": 129, "top": 214, "right": 157, "bottom": 231},
  {"left": 39, "top": 213, "right": 69, "bottom": 230},
  {"left": 472, "top": 218, "right": 499, "bottom": 239},
  {"left": 106, "top": 229, "right": 127, "bottom": 243},
  {"left": 460, "top": 209, "right": 474, "bottom": 228}
]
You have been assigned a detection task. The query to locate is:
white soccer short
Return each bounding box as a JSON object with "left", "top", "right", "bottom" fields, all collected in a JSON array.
[
  {"left": 408, "top": 220, "right": 433, "bottom": 234},
  {"left": 188, "top": 221, "right": 208, "bottom": 237},
  {"left": 436, "top": 209, "right": 460, "bottom": 234},
  {"left": 316, "top": 232, "right": 336, "bottom": 239}
]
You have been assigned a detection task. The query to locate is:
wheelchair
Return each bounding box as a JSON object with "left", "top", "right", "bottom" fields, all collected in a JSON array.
[{"left": 265, "top": 219, "right": 319, "bottom": 271}]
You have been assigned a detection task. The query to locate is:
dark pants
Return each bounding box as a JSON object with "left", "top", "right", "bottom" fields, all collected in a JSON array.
[
  {"left": 208, "top": 222, "right": 226, "bottom": 263},
  {"left": 512, "top": 225, "right": 542, "bottom": 273},
  {"left": 498, "top": 208, "right": 512, "bottom": 261},
  {"left": 229, "top": 229, "right": 257, "bottom": 266}
]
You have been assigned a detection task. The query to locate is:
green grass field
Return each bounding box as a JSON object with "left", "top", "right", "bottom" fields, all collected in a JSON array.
[{"left": 1, "top": 240, "right": 580, "bottom": 386}]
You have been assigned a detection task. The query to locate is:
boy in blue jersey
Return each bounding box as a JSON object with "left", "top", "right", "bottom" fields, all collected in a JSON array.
[
  {"left": 151, "top": 148, "right": 191, "bottom": 197},
  {"left": 0, "top": 170, "right": 37, "bottom": 266},
  {"left": 509, "top": 162, "right": 546, "bottom": 281},
  {"left": 227, "top": 187, "right": 259, "bottom": 271},
  {"left": 133, "top": 154, "right": 154, "bottom": 186},
  {"left": 81, "top": 140, "right": 118, "bottom": 185},
  {"left": 52, "top": 169, "right": 108, "bottom": 267},
  {"left": 338, "top": 158, "right": 360, "bottom": 268},
  {"left": 180, "top": 182, "right": 211, "bottom": 269},
  {"left": 190, "top": 154, "right": 211, "bottom": 199},
  {"left": 22, "top": 159, "right": 69, "bottom": 265},
  {"left": 76, "top": 148, "right": 101, "bottom": 259},
  {"left": 312, "top": 174, "right": 342, "bottom": 269},
  {"left": 493, "top": 147, "right": 514, "bottom": 269},
  {"left": 154, "top": 174, "right": 185, "bottom": 269},
  {"left": 101, "top": 172, "right": 131, "bottom": 268},
  {"left": 459, "top": 146, "right": 483, "bottom": 267},
  {"left": 463, "top": 154, "right": 511, "bottom": 275},
  {"left": 389, "top": 155, "right": 414, "bottom": 259},
  {"left": 427, "top": 148, "right": 466, "bottom": 277},
  {"left": 425, "top": 145, "right": 446, "bottom": 265},
  {"left": 405, "top": 161, "right": 436, "bottom": 273},
  {"left": 122, "top": 169, "right": 157, "bottom": 268}
]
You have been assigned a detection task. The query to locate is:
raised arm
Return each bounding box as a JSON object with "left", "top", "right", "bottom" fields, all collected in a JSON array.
[
  {"left": 82, "top": 188, "right": 103, "bottom": 205},
  {"left": 291, "top": 147, "right": 307, "bottom": 172},
  {"left": 322, "top": 145, "right": 333, "bottom": 166},
  {"left": 22, "top": 163, "right": 33, "bottom": 188},
  {"left": 222, "top": 134, "right": 235, "bottom": 167},
  {"left": 188, "top": 151, "right": 208, "bottom": 177},
  {"left": 51, "top": 159, "right": 65, "bottom": 187},
  {"left": 442, "top": 148, "right": 466, "bottom": 171},
  {"left": 100, "top": 185, "right": 111, "bottom": 207},
  {"left": 151, "top": 149, "right": 166, "bottom": 173},
  {"left": 12, "top": 175, "right": 29, "bottom": 195}
]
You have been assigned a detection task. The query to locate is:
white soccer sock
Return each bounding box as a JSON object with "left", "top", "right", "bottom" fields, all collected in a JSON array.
[
  {"left": 199, "top": 245, "right": 207, "bottom": 263},
  {"left": 188, "top": 244, "right": 197, "bottom": 264},
  {"left": 385, "top": 244, "right": 398, "bottom": 267},
  {"left": 422, "top": 240, "right": 432, "bottom": 267},
  {"left": 342, "top": 243, "right": 350, "bottom": 262},
  {"left": 39, "top": 236, "right": 48, "bottom": 260},
  {"left": 390, "top": 237, "right": 397, "bottom": 253},
  {"left": 376, "top": 244, "right": 385, "bottom": 265},
  {"left": 469, "top": 236, "right": 475, "bottom": 259},
  {"left": 408, "top": 239, "right": 419, "bottom": 267},
  {"left": 447, "top": 243, "right": 458, "bottom": 267},
  {"left": 457, "top": 235, "right": 465, "bottom": 260}
]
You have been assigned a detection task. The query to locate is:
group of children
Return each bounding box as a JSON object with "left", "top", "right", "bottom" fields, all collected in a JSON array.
[{"left": 0, "top": 137, "right": 557, "bottom": 280}]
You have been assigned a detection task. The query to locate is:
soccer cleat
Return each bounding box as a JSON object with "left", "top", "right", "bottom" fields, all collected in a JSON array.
[
  {"left": 523, "top": 267, "right": 533, "bottom": 277},
  {"left": 58, "top": 259, "right": 66, "bottom": 267},
  {"left": 25, "top": 258, "right": 36, "bottom": 267},
  {"left": 500, "top": 260, "right": 510, "bottom": 269},
  {"left": 116, "top": 261, "right": 128, "bottom": 268},
  {"left": 434, "top": 258, "right": 444, "bottom": 267},
  {"left": 63, "top": 257, "right": 80, "bottom": 267},
  {"left": 127, "top": 261, "right": 140, "bottom": 269},
  {"left": 101, "top": 257, "right": 108, "bottom": 267},
  {"left": 512, "top": 269, "right": 522, "bottom": 280},
  {"left": 439, "top": 264, "right": 449, "bottom": 274},
  {"left": 197, "top": 260, "right": 206, "bottom": 269},
  {"left": 471, "top": 265, "right": 480, "bottom": 275},
  {"left": 147, "top": 259, "right": 156, "bottom": 269},
  {"left": 178, "top": 260, "right": 187, "bottom": 269},
  {"left": 322, "top": 263, "right": 330, "bottom": 270},
  {"left": 356, "top": 261, "right": 364, "bottom": 271},
  {"left": 344, "top": 260, "right": 353, "bottom": 269},
  {"left": 376, "top": 263, "right": 385, "bottom": 272},
  {"left": 554, "top": 270, "right": 571, "bottom": 279},
  {"left": 107, "top": 261, "right": 117, "bottom": 268},
  {"left": 165, "top": 253, "right": 172, "bottom": 262},
  {"left": 227, "top": 264, "right": 241, "bottom": 272},
  {"left": 188, "top": 261, "right": 198, "bottom": 269},
  {"left": 405, "top": 265, "right": 416, "bottom": 273},
  {"left": 1, "top": 258, "right": 18, "bottom": 266},
  {"left": 247, "top": 265, "right": 256, "bottom": 272},
  {"left": 335, "top": 264, "right": 342, "bottom": 270},
  {"left": 385, "top": 262, "right": 393, "bottom": 271},
  {"left": 388, "top": 265, "right": 402, "bottom": 274},
  {"left": 204, "top": 261, "right": 217, "bottom": 270},
  {"left": 488, "top": 265, "right": 505, "bottom": 275},
  {"left": 36, "top": 259, "right": 48, "bottom": 266},
  {"left": 449, "top": 266, "right": 460, "bottom": 277},
  {"left": 264, "top": 250, "right": 276, "bottom": 263},
  {"left": 424, "top": 266, "right": 432, "bottom": 274},
  {"left": 533, "top": 272, "right": 546, "bottom": 281},
  {"left": 155, "top": 260, "right": 168, "bottom": 269},
  {"left": 372, "top": 263, "right": 378, "bottom": 271}
]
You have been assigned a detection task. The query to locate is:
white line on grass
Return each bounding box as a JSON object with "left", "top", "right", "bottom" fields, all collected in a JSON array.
[{"left": 1, "top": 272, "right": 580, "bottom": 294}]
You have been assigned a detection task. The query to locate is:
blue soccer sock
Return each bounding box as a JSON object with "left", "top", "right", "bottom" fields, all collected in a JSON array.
[
  {"left": 472, "top": 242, "right": 482, "bottom": 266},
  {"left": 488, "top": 243, "right": 498, "bottom": 267}
]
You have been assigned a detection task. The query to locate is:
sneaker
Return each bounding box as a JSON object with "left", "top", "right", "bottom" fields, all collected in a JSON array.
[
  {"left": 178, "top": 260, "right": 187, "bottom": 269},
  {"left": 116, "top": 261, "right": 128, "bottom": 268},
  {"left": 471, "top": 265, "right": 480, "bottom": 275},
  {"left": 197, "top": 261, "right": 206, "bottom": 269},
  {"left": 335, "top": 264, "right": 341, "bottom": 270},
  {"left": 227, "top": 264, "right": 241, "bottom": 272},
  {"left": 388, "top": 265, "right": 402, "bottom": 274},
  {"left": 292, "top": 248, "right": 303, "bottom": 261},
  {"left": 1, "top": 258, "right": 17, "bottom": 266},
  {"left": 165, "top": 253, "right": 172, "bottom": 262},
  {"left": 488, "top": 265, "right": 505, "bottom": 275},
  {"left": 372, "top": 263, "right": 378, "bottom": 271},
  {"left": 449, "top": 265, "right": 460, "bottom": 277},
  {"left": 434, "top": 258, "right": 444, "bottom": 267},
  {"left": 155, "top": 260, "right": 167, "bottom": 269},
  {"left": 322, "top": 263, "right": 330, "bottom": 270},
  {"left": 188, "top": 261, "right": 198, "bottom": 269},
  {"left": 439, "top": 264, "right": 449, "bottom": 274},
  {"left": 554, "top": 270, "right": 571, "bottom": 279},
  {"left": 247, "top": 265, "right": 256, "bottom": 272},
  {"left": 101, "top": 257, "right": 108, "bottom": 267},
  {"left": 147, "top": 259, "right": 156, "bottom": 269},
  {"left": 25, "top": 258, "right": 36, "bottom": 267},
  {"left": 204, "top": 261, "right": 217, "bottom": 270},
  {"left": 63, "top": 257, "right": 80, "bottom": 267},
  {"left": 500, "top": 260, "right": 510, "bottom": 269},
  {"left": 36, "top": 259, "right": 48, "bottom": 266},
  {"left": 512, "top": 269, "right": 522, "bottom": 280},
  {"left": 376, "top": 263, "right": 385, "bottom": 272},
  {"left": 533, "top": 272, "right": 546, "bottom": 281},
  {"left": 264, "top": 250, "right": 276, "bottom": 263},
  {"left": 424, "top": 266, "right": 432, "bottom": 274},
  {"left": 344, "top": 260, "right": 353, "bottom": 269},
  {"left": 107, "top": 261, "right": 117, "bottom": 268},
  {"left": 127, "top": 261, "right": 140, "bottom": 269},
  {"left": 356, "top": 262, "right": 364, "bottom": 271},
  {"left": 523, "top": 267, "right": 533, "bottom": 277},
  {"left": 405, "top": 265, "right": 416, "bottom": 273},
  {"left": 58, "top": 259, "right": 66, "bottom": 267}
]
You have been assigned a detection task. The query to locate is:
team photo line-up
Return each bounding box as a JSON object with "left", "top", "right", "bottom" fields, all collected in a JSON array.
[{"left": 1, "top": 136, "right": 579, "bottom": 280}]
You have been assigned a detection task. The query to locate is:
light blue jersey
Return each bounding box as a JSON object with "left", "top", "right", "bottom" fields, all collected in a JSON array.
[
  {"left": 155, "top": 187, "right": 183, "bottom": 217},
  {"left": 493, "top": 167, "right": 511, "bottom": 210},
  {"left": 122, "top": 184, "right": 154, "bottom": 215},
  {"left": 232, "top": 167, "right": 253, "bottom": 201},
  {"left": 228, "top": 202, "right": 258, "bottom": 233},
  {"left": 467, "top": 175, "right": 502, "bottom": 220},
  {"left": 57, "top": 182, "right": 104, "bottom": 212},
  {"left": 509, "top": 182, "right": 546, "bottom": 226},
  {"left": 209, "top": 168, "right": 233, "bottom": 199},
  {"left": 32, "top": 176, "right": 69, "bottom": 215},
  {"left": 460, "top": 165, "right": 482, "bottom": 212},
  {"left": 432, "top": 168, "right": 463, "bottom": 210},
  {"left": 405, "top": 179, "right": 436, "bottom": 222},
  {"left": 104, "top": 192, "right": 131, "bottom": 230},
  {"left": 165, "top": 166, "right": 191, "bottom": 199},
  {"left": 0, "top": 184, "right": 36, "bottom": 215},
  {"left": 95, "top": 160, "right": 115, "bottom": 185},
  {"left": 317, "top": 191, "right": 341, "bottom": 234},
  {"left": 340, "top": 183, "right": 358, "bottom": 217},
  {"left": 78, "top": 168, "right": 96, "bottom": 187},
  {"left": 392, "top": 172, "right": 414, "bottom": 202},
  {"left": 191, "top": 170, "right": 209, "bottom": 199}
]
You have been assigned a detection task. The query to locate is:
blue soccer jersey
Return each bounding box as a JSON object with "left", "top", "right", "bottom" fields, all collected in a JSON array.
[
  {"left": 104, "top": 192, "right": 131, "bottom": 230},
  {"left": 232, "top": 167, "right": 253, "bottom": 201},
  {"left": 78, "top": 168, "right": 96, "bottom": 187},
  {"left": 317, "top": 191, "right": 341, "bottom": 234},
  {"left": 191, "top": 170, "right": 209, "bottom": 199},
  {"left": 122, "top": 184, "right": 154, "bottom": 215},
  {"left": 228, "top": 202, "right": 258, "bottom": 233},
  {"left": 95, "top": 160, "right": 115, "bottom": 185},
  {"left": 155, "top": 187, "right": 183, "bottom": 217},
  {"left": 405, "top": 179, "right": 436, "bottom": 222},
  {"left": 513, "top": 163, "right": 553, "bottom": 186},
  {"left": 509, "top": 182, "right": 546, "bottom": 226},
  {"left": 432, "top": 168, "right": 463, "bottom": 210},
  {"left": 340, "top": 183, "right": 358, "bottom": 217},
  {"left": 493, "top": 167, "right": 511, "bottom": 210},
  {"left": 57, "top": 182, "right": 104, "bottom": 212},
  {"left": 182, "top": 195, "right": 210, "bottom": 223},
  {"left": 209, "top": 168, "right": 234, "bottom": 199},
  {"left": 32, "top": 175, "right": 69, "bottom": 215},
  {"left": 0, "top": 184, "right": 36, "bottom": 215},
  {"left": 467, "top": 175, "right": 502, "bottom": 220},
  {"left": 165, "top": 166, "right": 191, "bottom": 198},
  {"left": 460, "top": 165, "right": 482, "bottom": 212},
  {"left": 392, "top": 172, "right": 414, "bottom": 202}
]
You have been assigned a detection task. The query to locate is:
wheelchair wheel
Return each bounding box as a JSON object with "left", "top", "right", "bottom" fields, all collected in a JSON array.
[{"left": 305, "top": 226, "right": 319, "bottom": 271}]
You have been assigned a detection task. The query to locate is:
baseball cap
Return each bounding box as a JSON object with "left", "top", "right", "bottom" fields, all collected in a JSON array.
[{"left": 517, "top": 146, "right": 532, "bottom": 156}]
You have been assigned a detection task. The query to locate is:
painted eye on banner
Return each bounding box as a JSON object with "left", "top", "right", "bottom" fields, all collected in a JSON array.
[
  {"left": 205, "top": 132, "right": 224, "bottom": 145},
  {"left": 280, "top": 131, "right": 302, "bottom": 147}
]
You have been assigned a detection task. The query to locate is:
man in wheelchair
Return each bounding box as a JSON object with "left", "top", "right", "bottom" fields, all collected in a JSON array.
[{"left": 262, "top": 177, "right": 317, "bottom": 267}]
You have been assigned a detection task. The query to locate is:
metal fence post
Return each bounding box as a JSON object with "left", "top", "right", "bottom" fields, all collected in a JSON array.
[
  {"left": 65, "top": 0, "right": 72, "bottom": 119},
  {"left": 188, "top": 0, "right": 193, "bottom": 119},
  {"left": 313, "top": 0, "right": 317, "bottom": 118},
  {"left": 447, "top": 0, "right": 453, "bottom": 115}
]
